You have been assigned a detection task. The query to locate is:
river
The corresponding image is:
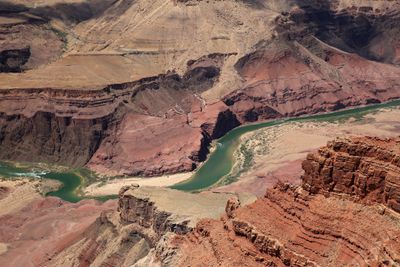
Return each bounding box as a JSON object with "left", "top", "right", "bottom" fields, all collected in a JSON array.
[{"left": 1, "top": 100, "right": 400, "bottom": 202}]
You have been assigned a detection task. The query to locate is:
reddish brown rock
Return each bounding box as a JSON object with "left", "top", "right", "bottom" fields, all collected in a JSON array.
[
  {"left": 224, "top": 2, "right": 400, "bottom": 122},
  {"left": 175, "top": 183, "right": 400, "bottom": 267},
  {"left": 6, "top": 137, "right": 399, "bottom": 267},
  {"left": 302, "top": 136, "right": 400, "bottom": 212},
  {"left": 172, "top": 137, "right": 400, "bottom": 266},
  {"left": 87, "top": 113, "right": 205, "bottom": 176},
  {"left": 0, "top": 197, "right": 116, "bottom": 267},
  {"left": 1, "top": 1, "right": 400, "bottom": 178},
  {"left": 225, "top": 39, "right": 400, "bottom": 122},
  {"left": 0, "top": 59, "right": 238, "bottom": 176}
]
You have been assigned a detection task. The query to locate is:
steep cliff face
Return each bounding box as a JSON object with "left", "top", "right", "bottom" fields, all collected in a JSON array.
[
  {"left": 45, "top": 185, "right": 256, "bottom": 267},
  {"left": 0, "top": 112, "right": 105, "bottom": 166},
  {"left": 0, "top": 87, "right": 124, "bottom": 167},
  {"left": 224, "top": 1, "right": 400, "bottom": 122},
  {"left": 7, "top": 137, "right": 400, "bottom": 267},
  {"left": 1, "top": 0, "right": 400, "bottom": 177},
  {"left": 0, "top": 54, "right": 239, "bottom": 175},
  {"left": 226, "top": 38, "right": 400, "bottom": 122},
  {"left": 173, "top": 137, "right": 400, "bottom": 266},
  {"left": 302, "top": 136, "right": 400, "bottom": 212}
]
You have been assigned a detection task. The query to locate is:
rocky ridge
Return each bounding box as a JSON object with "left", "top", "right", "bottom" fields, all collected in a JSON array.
[
  {"left": 0, "top": 54, "right": 239, "bottom": 175},
  {"left": 172, "top": 137, "right": 400, "bottom": 266},
  {"left": 1, "top": 0, "right": 400, "bottom": 177},
  {"left": 45, "top": 185, "right": 256, "bottom": 267},
  {"left": 25, "top": 136, "right": 400, "bottom": 267},
  {"left": 302, "top": 136, "right": 400, "bottom": 212}
]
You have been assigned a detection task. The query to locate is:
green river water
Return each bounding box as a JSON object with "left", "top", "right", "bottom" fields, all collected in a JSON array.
[{"left": 1, "top": 100, "right": 400, "bottom": 202}]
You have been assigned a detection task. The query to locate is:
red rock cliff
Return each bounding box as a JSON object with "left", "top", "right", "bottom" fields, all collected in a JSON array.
[
  {"left": 302, "top": 137, "right": 400, "bottom": 212},
  {"left": 173, "top": 137, "right": 400, "bottom": 266}
]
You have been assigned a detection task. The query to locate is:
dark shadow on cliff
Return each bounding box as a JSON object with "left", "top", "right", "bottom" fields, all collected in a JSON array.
[
  {"left": 0, "top": 0, "right": 136, "bottom": 25},
  {"left": 0, "top": 2, "right": 28, "bottom": 15},
  {"left": 238, "top": 0, "right": 266, "bottom": 9},
  {"left": 286, "top": 0, "right": 400, "bottom": 64}
]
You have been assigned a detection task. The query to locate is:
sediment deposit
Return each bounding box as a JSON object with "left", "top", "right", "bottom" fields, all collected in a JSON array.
[
  {"left": 6, "top": 137, "right": 396, "bottom": 267},
  {"left": 174, "top": 137, "right": 400, "bottom": 266},
  {"left": 1, "top": 0, "right": 400, "bottom": 176}
]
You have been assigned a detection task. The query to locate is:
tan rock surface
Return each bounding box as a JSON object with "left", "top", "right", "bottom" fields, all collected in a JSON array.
[
  {"left": 215, "top": 107, "right": 400, "bottom": 196},
  {"left": 0, "top": 179, "right": 116, "bottom": 267},
  {"left": 0, "top": 178, "right": 59, "bottom": 217},
  {"left": 1, "top": 0, "right": 400, "bottom": 177},
  {"left": 119, "top": 185, "right": 257, "bottom": 231},
  {"left": 46, "top": 185, "right": 256, "bottom": 267},
  {"left": 5, "top": 137, "right": 400, "bottom": 267},
  {"left": 302, "top": 136, "right": 400, "bottom": 212},
  {"left": 174, "top": 137, "right": 400, "bottom": 266}
]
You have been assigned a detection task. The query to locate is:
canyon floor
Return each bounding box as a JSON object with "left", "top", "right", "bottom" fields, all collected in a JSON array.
[
  {"left": 0, "top": 0, "right": 400, "bottom": 266},
  {"left": 1, "top": 135, "right": 399, "bottom": 266},
  {"left": 215, "top": 106, "right": 400, "bottom": 196},
  {"left": 84, "top": 105, "right": 400, "bottom": 197}
]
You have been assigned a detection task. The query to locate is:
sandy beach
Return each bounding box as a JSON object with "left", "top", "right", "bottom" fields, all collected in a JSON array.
[
  {"left": 84, "top": 172, "right": 193, "bottom": 196},
  {"left": 214, "top": 107, "right": 400, "bottom": 196},
  {"left": 84, "top": 107, "right": 400, "bottom": 197}
]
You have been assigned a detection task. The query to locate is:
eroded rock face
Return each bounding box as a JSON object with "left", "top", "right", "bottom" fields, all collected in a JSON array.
[
  {"left": 225, "top": 1, "right": 400, "bottom": 122},
  {"left": 0, "top": 110, "right": 117, "bottom": 167},
  {"left": 174, "top": 183, "right": 400, "bottom": 266},
  {"left": 45, "top": 185, "right": 256, "bottom": 267},
  {"left": 13, "top": 138, "right": 400, "bottom": 267},
  {"left": 226, "top": 37, "right": 400, "bottom": 122},
  {"left": 172, "top": 137, "right": 400, "bottom": 266},
  {"left": 302, "top": 136, "right": 400, "bottom": 212},
  {"left": 0, "top": 55, "right": 239, "bottom": 175},
  {"left": 1, "top": 0, "right": 400, "bottom": 177},
  {"left": 0, "top": 196, "right": 117, "bottom": 267},
  {"left": 0, "top": 47, "right": 30, "bottom": 72},
  {"left": 118, "top": 185, "right": 256, "bottom": 235}
]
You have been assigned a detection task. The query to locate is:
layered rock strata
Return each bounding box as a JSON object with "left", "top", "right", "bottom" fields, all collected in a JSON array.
[
  {"left": 224, "top": 1, "right": 400, "bottom": 122},
  {"left": 172, "top": 137, "right": 400, "bottom": 266},
  {"left": 302, "top": 136, "right": 400, "bottom": 212},
  {"left": 46, "top": 185, "right": 256, "bottom": 267},
  {"left": 5, "top": 137, "right": 399, "bottom": 266},
  {"left": 0, "top": 54, "right": 239, "bottom": 175},
  {"left": 2, "top": 0, "right": 400, "bottom": 177},
  {"left": 0, "top": 181, "right": 117, "bottom": 267}
]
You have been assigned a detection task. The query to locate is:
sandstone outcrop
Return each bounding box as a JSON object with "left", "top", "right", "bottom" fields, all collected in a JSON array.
[
  {"left": 45, "top": 185, "right": 256, "bottom": 267},
  {"left": 1, "top": 0, "right": 400, "bottom": 177},
  {"left": 225, "top": 36, "right": 400, "bottom": 122},
  {"left": 118, "top": 185, "right": 255, "bottom": 233},
  {"left": 3, "top": 137, "right": 400, "bottom": 266},
  {"left": 173, "top": 137, "right": 400, "bottom": 266},
  {"left": 0, "top": 193, "right": 116, "bottom": 267},
  {"left": 54, "top": 137, "right": 400, "bottom": 267},
  {"left": 0, "top": 55, "right": 239, "bottom": 175},
  {"left": 224, "top": 1, "right": 400, "bottom": 122},
  {"left": 302, "top": 136, "right": 400, "bottom": 212}
]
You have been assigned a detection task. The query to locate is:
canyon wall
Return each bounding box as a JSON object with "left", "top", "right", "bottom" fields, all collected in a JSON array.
[
  {"left": 173, "top": 137, "right": 400, "bottom": 266},
  {"left": 224, "top": 1, "right": 400, "bottom": 122},
  {"left": 302, "top": 137, "right": 400, "bottom": 212},
  {"left": 45, "top": 185, "right": 255, "bottom": 267},
  {"left": 0, "top": 54, "right": 239, "bottom": 175},
  {"left": 34, "top": 136, "right": 400, "bottom": 266},
  {"left": 0, "top": 136, "right": 396, "bottom": 266},
  {"left": 1, "top": 0, "right": 400, "bottom": 177}
]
